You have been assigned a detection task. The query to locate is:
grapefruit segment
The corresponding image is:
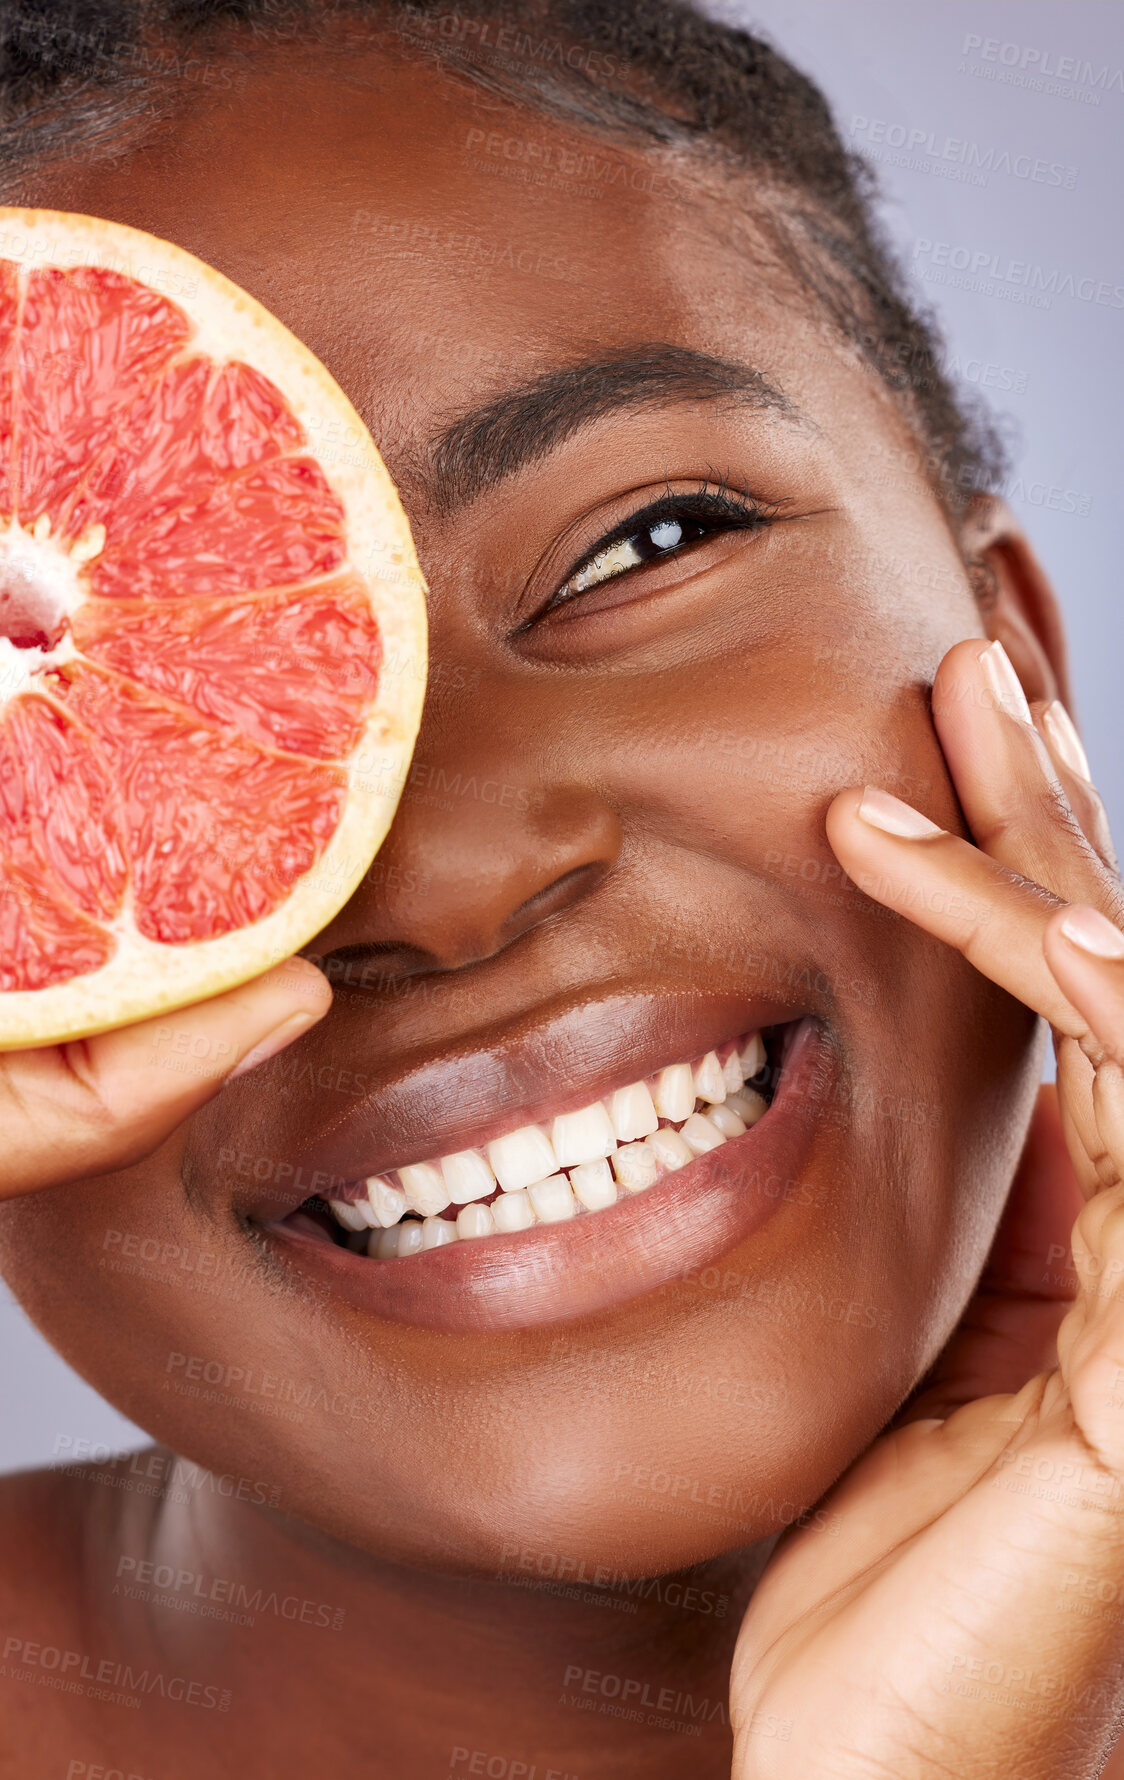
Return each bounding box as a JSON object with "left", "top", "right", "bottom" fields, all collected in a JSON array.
[
  {"left": 0, "top": 716, "right": 116, "bottom": 992},
  {"left": 0, "top": 207, "right": 427, "bottom": 1046},
  {"left": 6, "top": 693, "right": 127, "bottom": 921},
  {"left": 90, "top": 452, "right": 348, "bottom": 601},
  {"left": 0, "top": 261, "right": 17, "bottom": 518},
  {"left": 18, "top": 266, "right": 192, "bottom": 527},
  {"left": 53, "top": 664, "right": 347, "bottom": 946},
  {"left": 0, "top": 870, "right": 114, "bottom": 994},
  {"left": 59, "top": 356, "right": 307, "bottom": 551},
  {"left": 73, "top": 582, "right": 382, "bottom": 759}
]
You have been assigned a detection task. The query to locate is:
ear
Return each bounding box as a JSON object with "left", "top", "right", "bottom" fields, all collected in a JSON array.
[{"left": 959, "top": 494, "right": 1073, "bottom": 712}]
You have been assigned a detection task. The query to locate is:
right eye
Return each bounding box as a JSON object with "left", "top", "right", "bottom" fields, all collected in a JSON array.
[
  {"left": 567, "top": 511, "right": 722, "bottom": 593},
  {"left": 528, "top": 483, "right": 781, "bottom": 627}
]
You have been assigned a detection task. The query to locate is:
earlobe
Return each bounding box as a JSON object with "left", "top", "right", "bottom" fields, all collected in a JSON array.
[{"left": 959, "top": 493, "right": 1073, "bottom": 711}]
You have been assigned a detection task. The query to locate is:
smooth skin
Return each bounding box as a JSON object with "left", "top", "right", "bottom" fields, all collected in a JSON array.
[{"left": 0, "top": 26, "right": 1122, "bottom": 1777}]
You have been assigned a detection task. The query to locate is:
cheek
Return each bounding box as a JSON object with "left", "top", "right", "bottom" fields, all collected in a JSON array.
[
  {"left": 596, "top": 666, "right": 947, "bottom": 922},
  {"left": 590, "top": 556, "right": 978, "bottom": 882}
]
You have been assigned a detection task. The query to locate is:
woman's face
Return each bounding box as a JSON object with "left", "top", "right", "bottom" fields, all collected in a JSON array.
[{"left": 0, "top": 38, "right": 1043, "bottom": 1576}]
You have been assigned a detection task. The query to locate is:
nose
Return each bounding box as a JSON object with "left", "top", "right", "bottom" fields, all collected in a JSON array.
[{"left": 314, "top": 675, "right": 622, "bottom": 974}]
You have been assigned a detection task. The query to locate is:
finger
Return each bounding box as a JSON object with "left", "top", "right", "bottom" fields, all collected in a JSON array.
[
  {"left": 1037, "top": 698, "right": 1118, "bottom": 872},
  {"left": 1045, "top": 906, "right": 1124, "bottom": 1071},
  {"left": 826, "top": 784, "right": 1082, "bottom": 1035},
  {"left": 931, "top": 639, "right": 1119, "bottom": 914},
  {"left": 1045, "top": 906, "right": 1124, "bottom": 1188},
  {"left": 1057, "top": 1175, "right": 1124, "bottom": 1472},
  {"left": 743, "top": 1386, "right": 1045, "bottom": 1639},
  {"left": 1056, "top": 1034, "right": 1104, "bottom": 1199},
  {"left": 0, "top": 958, "right": 332, "bottom": 1199}
]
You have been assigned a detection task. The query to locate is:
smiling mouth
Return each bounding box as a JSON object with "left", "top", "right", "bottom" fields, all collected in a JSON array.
[
  {"left": 253, "top": 1008, "right": 828, "bottom": 1331},
  {"left": 278, "top": 1025, "right": 787, "bottom": 1258}
]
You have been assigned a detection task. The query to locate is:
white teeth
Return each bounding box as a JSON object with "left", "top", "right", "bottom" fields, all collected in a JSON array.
[
  {"left": 396, "top": 1220, "right": 425, "bottom": 1257},
  {"left": 327, "top": 1197, "right": 373, "bottom": 1233},
  {"left": 366, "top": 1175, "right": 407, "bottom": 1228},
  {"left": 570, "top": 1158, "right": 618, "bottom": 1211},
  {"left": 398, "top": 1162, "right": 451, "bottom": 1217},
  {"left": 645, "top": 1128, "right": 694, "bottom": 1172},
  {"left": 491, "top": 1189, "right": 536, "bottom": 1232},
  {"left": 486, "top": 1124, "right": 558, "bottom": 1192},
  {"left": 693, "top": 1051, "right": 726, "bottom": 1105},
  {"left": 680, "top": 1112, "right": 727, "bottom": 1155},
  {"left": 550, "top": 1101, "right": 617, "bottom": 1167},
  {"left": 327, "top": 1029, "right": 776, "bottom": 1254},
  {"left": 726, "top": 1087, "right": 768, "bottom": 1126},
  {"left": 439, "top": 1149, "right": 496, "bottom": 1205},
  {"left": 706, "top": 1102, "right": 746, "bottom": 1138},
  {"left": 421, "top": 1216, "right": 458, "bottom": 1249},
  {"left": 612, "top": 1142, "right": 659, "bottom": 1193},
  {"left": 527, "top": 1174, "right": 576, "bottom": 1223},
  {"left": 456, "top": 1202, "right": 496, "bottom": 1240},
  {"left": 652, "top": 1063, "right": 695, "bottom": 1122},
  {"left": 609, "top": 1081, "right": 658, "bottom": 1142},
  {"left": 739, "top": 1031, "right": 766, "bottom": 1078}
]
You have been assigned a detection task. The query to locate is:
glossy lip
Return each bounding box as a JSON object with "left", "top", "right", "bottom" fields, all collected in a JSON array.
[
  {"left": 255, "top": 1017, "right": 829, "bottom": 1332},
  {"left": 246, "top": 986, "right": 809, "bottom": 1223}
]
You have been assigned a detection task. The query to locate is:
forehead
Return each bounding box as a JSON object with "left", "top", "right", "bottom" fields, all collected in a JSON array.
[{"left": 24, "top": 39, "right": 850, "bottom": 464}]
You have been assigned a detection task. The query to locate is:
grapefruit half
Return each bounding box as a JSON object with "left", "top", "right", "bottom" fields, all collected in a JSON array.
[{"left": 0, "top": 208, "right": 426, "bottom": 1048}]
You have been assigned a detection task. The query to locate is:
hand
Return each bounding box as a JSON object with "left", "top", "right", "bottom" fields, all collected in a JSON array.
[
  {"left": 730, "top": 638, "right": 1124, "bottom": 1779},
  {"left": 0, "top": 958, "right": 331, "bottom": 1199}
]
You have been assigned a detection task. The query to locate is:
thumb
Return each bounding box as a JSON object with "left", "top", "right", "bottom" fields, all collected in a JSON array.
[{"left": 0, "top": 958, "right": 332, "bottom": 1198}]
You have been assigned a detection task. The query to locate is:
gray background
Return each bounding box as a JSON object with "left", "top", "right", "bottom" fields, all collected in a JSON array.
[{"left": 1, "top": 0, "right": 1121, "bottom": 1471}]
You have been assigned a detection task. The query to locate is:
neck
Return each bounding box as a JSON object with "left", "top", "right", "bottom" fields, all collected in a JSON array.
[{"left": 90, "top": 1447, "right": 774, "bottom": 1775}]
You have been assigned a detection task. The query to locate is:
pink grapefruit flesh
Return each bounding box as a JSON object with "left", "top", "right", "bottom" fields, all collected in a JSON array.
[{"left": 0, "top": 209, "right": 427, "bottom": 1047}]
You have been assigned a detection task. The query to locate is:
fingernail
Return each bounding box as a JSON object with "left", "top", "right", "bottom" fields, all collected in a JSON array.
[
  {"left": 230, "top": 1012, "right": 317, "bottom": 1079},
  {"left": 979, "top": 640, "right": 1032, "bottom": 725},
  {"left": 1042, "top": 700, "right": 1092, "bottom": 782},
  {"left": 856, "top": 787, "right": 943, "bottom": 839},
  {"left": 1059, "top": 905, "right": 1124, "bottom": 961}
]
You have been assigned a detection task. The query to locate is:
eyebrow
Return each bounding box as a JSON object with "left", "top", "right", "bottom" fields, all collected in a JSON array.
[{"left": 419, "top": 343, "right": 797, "bottom": 515}]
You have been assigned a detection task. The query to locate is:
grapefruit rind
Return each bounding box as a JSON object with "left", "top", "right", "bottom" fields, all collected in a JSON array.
[{"left": 0, "top": 209, "right": 427, "bottom": 1050}]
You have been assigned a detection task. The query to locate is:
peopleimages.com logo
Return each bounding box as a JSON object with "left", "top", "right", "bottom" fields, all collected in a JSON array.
[
  {"left": 913, "top": 239, "right": 1124, "bottom": 309},
  {"left": 960, "top": 31, "right": 1124, "bottom": 91},
  {"left": 851, "top": 115, "right": 1077, "bottom": 188},
  {"left": 957, "top": 32, "right": 1124, "bottom": 106}
]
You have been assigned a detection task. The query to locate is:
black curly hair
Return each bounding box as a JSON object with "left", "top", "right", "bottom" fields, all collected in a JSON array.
[{"left": 0, "top": 0, "right": 1007, "bottom": 516}]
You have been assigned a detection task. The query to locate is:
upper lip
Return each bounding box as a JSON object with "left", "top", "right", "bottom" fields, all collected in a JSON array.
[{"left": 242, "top": 983, "right": 811, "bottom": 1222}]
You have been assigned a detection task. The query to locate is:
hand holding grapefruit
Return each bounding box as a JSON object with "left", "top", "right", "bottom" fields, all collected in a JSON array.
[
  {"left": 0, "top": 957, "right": 332, "bottom": 1200},
  {"left": 0, "top": 208, "right": 426, "bottom": 1049}
]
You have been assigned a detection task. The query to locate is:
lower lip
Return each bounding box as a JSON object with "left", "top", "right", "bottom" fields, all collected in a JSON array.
[{"left": 257, "top": 1019, "right": 830, "bottom": 1333}]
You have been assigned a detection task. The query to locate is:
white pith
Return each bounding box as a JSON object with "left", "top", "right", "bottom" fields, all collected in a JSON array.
[
  {"left": 0, "top": 515, "right": 95, "bottom": 692},
  {"left": 0, "top": 627, "right": 78, "bottom": 699},
  {"left": 320, "top": 1032, "right": 771, "bottom": 1259},
  {"left": 0, "top": 207, "right": 427, "bottom": 1049}
]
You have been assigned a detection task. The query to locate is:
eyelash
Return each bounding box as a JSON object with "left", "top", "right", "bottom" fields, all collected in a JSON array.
[{"left": 528, "top": 478, "right": 783, "bottom": 625}]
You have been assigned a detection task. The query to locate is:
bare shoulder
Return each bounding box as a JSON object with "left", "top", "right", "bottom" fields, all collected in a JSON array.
[
  {"left": 0, "top": 1460, "right": 89, "bottom": 1605},
  {"left": 0, "top": 1449, "right": 167, "bottom": 1610},
  {"left": 0, "top": 1454, "right": 160, "bottom": 1771},
  {"left": 0, "top": 1462, "right": 93, "bottom": 1768}
]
